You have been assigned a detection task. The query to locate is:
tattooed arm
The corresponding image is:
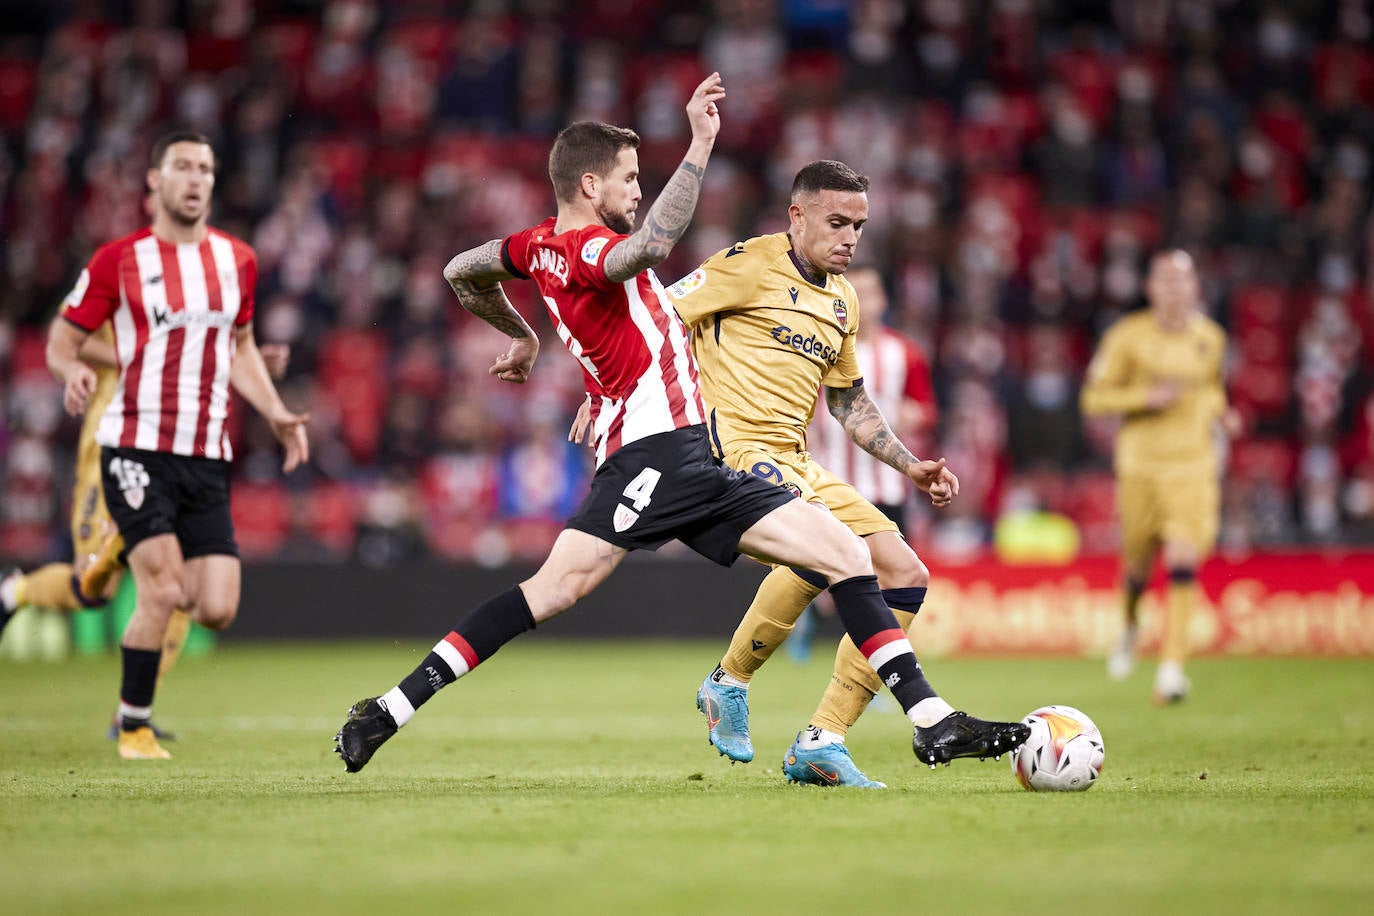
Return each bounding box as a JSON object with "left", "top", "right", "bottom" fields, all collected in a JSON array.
[
  {"left": 443, "top": 239, "right": 541, "bottom": 384},
  {"left": 604, "top": 72, "right": 725, "bottom": 284},
  {"left": 826, "top": 383, "right": 959, "bottom": 507}
]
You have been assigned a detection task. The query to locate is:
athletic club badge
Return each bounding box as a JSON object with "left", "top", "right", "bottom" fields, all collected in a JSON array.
[
  {"left": 613, "top": 504, "right": 640, "bottom": 532},
  {"left": 833, "top": 298, "right": 848, "bottom": 328}
]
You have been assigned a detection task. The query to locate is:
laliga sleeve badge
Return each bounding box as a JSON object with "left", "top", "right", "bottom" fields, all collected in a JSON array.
[
  {"left": 581, "top": 236, "right": 608, "bottom": 265},
  {"left": 667, "top": 268, "right": 706, "bottom": 299}
]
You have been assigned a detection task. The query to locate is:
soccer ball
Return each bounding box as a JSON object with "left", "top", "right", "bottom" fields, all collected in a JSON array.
[{"left": 1009, "top": 705, "right": 1104, "bottom": 792}]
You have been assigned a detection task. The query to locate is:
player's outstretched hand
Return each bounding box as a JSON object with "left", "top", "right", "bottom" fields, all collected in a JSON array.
[
  {"left": 269, "top": 408, "right": 311, "bottom": 473},
  {"left": 568, "top": 396, "right": 593, "bottom": 446},
  {"left": 686, "top": 72, "right": 725, "bottom": 144},
  {"left": 63, "top": 364, "right": 98, "bottom": 416},
  {"left": 909, "top": 457, "right": 959, "bottom": 509},
  {"left": 490, "top": 336, "right": 538, "bottom": 384}
]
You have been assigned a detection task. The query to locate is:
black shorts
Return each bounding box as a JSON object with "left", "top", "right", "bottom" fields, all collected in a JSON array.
[
  {"left": 101, "top": 446, "right": 238, "bottom": 559},
  {"left": 566, "top": 425, "right": 796, "bottom": 566}
]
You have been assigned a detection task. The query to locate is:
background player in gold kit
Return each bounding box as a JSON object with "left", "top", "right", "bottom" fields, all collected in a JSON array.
[
  {"left": 1081, "top": 249, "right": 1240, "bottom": 703},
  {"left": 664, "top": 160, "right": 1027, "bottom": 785}
]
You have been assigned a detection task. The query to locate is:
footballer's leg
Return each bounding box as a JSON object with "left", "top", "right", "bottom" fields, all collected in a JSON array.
[
  {"left": 1109, "top": 474, "right": 1159, "bottom": 681},
  {"left": 738, "top": 499, "right": 1019, "bottom": 772},
  {"left": 699, "top": 565, "right": 822, "bottom": 763},
  {"left": 803, "top": 530, "right": 1030, "bottom": 774},
  {"left": 335, "top": 529, "right": 626, "bottom": 773},
  {"left": 78, "top": 531, "right": 126, "bottom": 606},
  {"left": 116, "top": 534, "right": 184, "bottom": 760},
  {"left": 0, "top": 563, "right": 85, "bottom": 631},
  {"left": 1152, "top": 475, "right": 1215, "bottom": 704},
  {"left": 697, "top": 451, "right": 826, "bottom": 763}
]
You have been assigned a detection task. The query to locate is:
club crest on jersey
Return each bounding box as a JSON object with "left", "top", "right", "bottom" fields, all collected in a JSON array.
[
  {"left": 833, "top": 299, "right": 848, "bottom": 328},
  {"left": 581, "top": 236, "right": 608, "bottom": 265},
  {"left": 667, "top": 269, "right": 706, "bottom": 298},
  {"left": 109, "top": 457, "right": 151, "bottom": 511},
  {"left": 613, "top": 503, "right": 640, "bottom": 532}
]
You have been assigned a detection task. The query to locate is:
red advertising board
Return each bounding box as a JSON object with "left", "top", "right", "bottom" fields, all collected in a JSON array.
[{"left": 915, "top": 551, "right": 1374, "bottom": 657}]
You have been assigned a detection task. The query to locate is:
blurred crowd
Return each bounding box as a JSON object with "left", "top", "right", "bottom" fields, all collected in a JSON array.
[{"left": 2, "top": 0, "right": 1374, "bottom": 567}]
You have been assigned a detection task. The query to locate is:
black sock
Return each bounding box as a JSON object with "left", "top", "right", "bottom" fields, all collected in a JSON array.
[
  {"left": 391, "top": 587, "right": 536, "bottom": 720},
  {"left": 119, "top": 646, "right": 162, "bottom": 730},
  {"left": 882, "top": 586, "right": 927, "bottom": 615},
  {"left": 829, "top": 575, "right": 937, "bottom": 711}
]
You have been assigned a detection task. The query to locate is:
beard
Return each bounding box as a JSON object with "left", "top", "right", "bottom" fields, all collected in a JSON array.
[
  {"left": 163, "top": 191, "right": 205, "bottom": 226},
  {"left": 598, "top": 204, "right": 634, "bottom": 235}
]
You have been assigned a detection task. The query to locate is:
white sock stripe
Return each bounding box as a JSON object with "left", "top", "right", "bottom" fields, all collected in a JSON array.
[
  {"left": 118, "top": 701, "right": 152, "bottom": 720},
  {"left": 867, "top": 639, "right": 914, "bottom": 672},
  {"left": 380, "top": 687, "right": 415, "bottom": 728},
  {"left": 431, "top": 639, "right": 470, "bottom": 678}
]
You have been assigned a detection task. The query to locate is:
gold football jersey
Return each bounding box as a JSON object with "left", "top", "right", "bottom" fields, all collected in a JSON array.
[
  {"left": 68, "top": 320, "right": 119, "bottom": 480},
  {"left": 1080, "top": 309, "right": 1229, "bottom": 477},
  {"left": 668, "top": 233, "right": 861, "bottom": 455}
]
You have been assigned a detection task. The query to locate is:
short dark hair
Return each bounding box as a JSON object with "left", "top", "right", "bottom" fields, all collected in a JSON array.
[
  {"left": 548, "top": 121, "right": 640, "bottom": 203},
  {"left": 150, "top": 130, "right": 215, "bottom": 170},
  {"left": 790, "top": 160, "right": 870, "bottom": 200}
]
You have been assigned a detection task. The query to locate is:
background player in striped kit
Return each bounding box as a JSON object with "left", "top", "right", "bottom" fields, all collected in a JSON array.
[
  {"left": 333, "top": 76, "right": 1027, "bottom": 776},
  {"left": 0, "top": 332, "right": 288, "bottom": 740},
  {"left": 45, "top": 131, "right": 308, "bottom": 759},
  {"left": 791, "top": 266, "right": 937, "bottom": 660}
]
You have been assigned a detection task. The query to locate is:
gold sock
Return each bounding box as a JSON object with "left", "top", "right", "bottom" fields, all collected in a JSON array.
[
  {"left": 78, "top": 534, "right": 125, "bottom": 604},
  {"left": 721, "top": 567, "right": 823, "bottom": 682},
  {"left": 16, "top": 563, "right": 79, "bottom": 612},
  {"left": 158, "top": 609, "right": 192, "bottom": 685},
  {"left": 1161, "top": 581, "right": 1195, "bottom": 665},
  {"left": 810, "top": 609, "right": 918, "bottom": 735}
]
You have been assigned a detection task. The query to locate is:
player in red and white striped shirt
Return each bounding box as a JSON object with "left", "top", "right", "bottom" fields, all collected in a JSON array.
[
  {"left": 335, "top": 75, "right": 975, "bottom": 775},
  {"left": 46, "top": 131, "right": 308, "bottom": 760}
]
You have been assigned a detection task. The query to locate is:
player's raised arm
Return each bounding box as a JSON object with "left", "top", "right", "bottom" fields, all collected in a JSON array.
[
  {"left": 443, "top": 238, "right": 540, "bottom": 384},
  {"left": 825, "top": 382, "right": 959, "bottom": 506},
  {"left": 603, "top": 72, "right": 725, "bottom": 283}
]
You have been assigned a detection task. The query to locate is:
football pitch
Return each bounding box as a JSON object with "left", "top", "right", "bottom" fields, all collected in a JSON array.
[{"left": 2, "top": 640, "right": 1371, "bottom": 915}]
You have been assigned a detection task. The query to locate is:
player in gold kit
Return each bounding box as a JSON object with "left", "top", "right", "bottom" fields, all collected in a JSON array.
[
  {"left": 1080, "top": 249, "right": 1239, "bottom": 703},
  {"left": 665, "top": 160, "right": 1028, "bottom": 785}
]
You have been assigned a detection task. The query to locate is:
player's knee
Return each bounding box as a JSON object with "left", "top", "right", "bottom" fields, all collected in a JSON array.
[
  {"left": 194, "top": 598, "right": 238, "bottom": 631},
  {"left": 875, "top": 551, "right": 928, "bottom": 588},
  {"left": 140, "top": 575, "right": 183, "bottom": 615}
]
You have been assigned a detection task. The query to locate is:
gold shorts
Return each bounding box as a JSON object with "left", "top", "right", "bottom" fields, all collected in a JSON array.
[
  {"left": 724, "top": 446, "right": 898, "bottom": 537},
  {"left": 1117, "top": 470, "right": 1219, "bottom": 562}
]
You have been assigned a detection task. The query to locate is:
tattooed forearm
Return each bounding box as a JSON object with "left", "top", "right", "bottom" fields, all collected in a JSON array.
[
  {"left": 444, "top": 240, "right": 533, "bottom": 339},
  {"left": 826, "top": 384, "right": 917, "bottom": 474},
  {"left": 604, "top": 160, "right": 706, "bottom": 283}
]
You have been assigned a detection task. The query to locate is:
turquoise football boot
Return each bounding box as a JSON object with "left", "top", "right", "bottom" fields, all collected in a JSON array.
[
  {"left": 782, "top": 733, "right": 886, "bottom": 788},
  {"left": 696, "top": 671, "right": 753, "bottom": 763}
]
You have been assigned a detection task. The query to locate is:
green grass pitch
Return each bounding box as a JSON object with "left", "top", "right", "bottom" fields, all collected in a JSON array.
[{"left": 2, "top": 641, "right": 1371, "bottom": 915}]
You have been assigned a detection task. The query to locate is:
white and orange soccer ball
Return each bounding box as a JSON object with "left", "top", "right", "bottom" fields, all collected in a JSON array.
[{"left": 1009, "top": 705, "right": 1105, "bottom": 792}]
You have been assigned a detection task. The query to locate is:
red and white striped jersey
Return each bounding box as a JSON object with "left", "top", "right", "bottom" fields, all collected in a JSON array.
[
  {"left": 808, "top": 328, "right": 937, "bottom": 507},
  {"left": 502, "top": 218, "right": 705, "bottom": 465},
  {"left": 61, "top": 226, "right": 256, "bottom": 461}
]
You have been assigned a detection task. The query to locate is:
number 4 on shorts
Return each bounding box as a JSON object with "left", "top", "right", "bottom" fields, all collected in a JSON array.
[{"left": 622, "top": 468, "right": 661, "bottom": 512}]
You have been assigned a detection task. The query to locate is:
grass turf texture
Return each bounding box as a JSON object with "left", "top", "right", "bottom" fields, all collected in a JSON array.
[{"left": 2, "top": 642, "right": 1371, "bottom": 915}]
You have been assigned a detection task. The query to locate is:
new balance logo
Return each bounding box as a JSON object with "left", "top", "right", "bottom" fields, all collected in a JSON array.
[
  {"left": 108, "top": 457, "right": 150, "bottom": 510},
  {"left": 884, "top": 672, "right": 901, "bottom": 688}
]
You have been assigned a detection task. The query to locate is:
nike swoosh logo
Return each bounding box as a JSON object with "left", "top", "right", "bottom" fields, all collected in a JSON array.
[{"left": 806, "top": 762, "right": 840, "bottom": 785}]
